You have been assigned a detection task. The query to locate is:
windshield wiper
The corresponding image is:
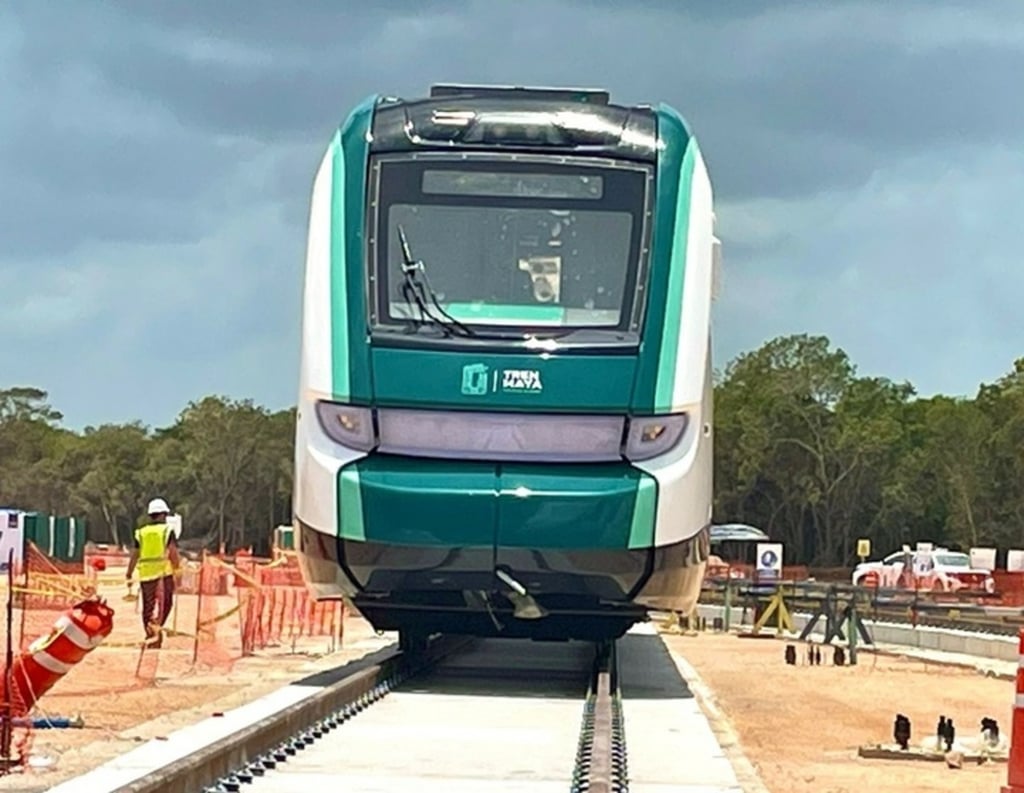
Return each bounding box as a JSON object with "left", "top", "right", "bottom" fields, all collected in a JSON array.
[{"left": 396, "top": 225, "right": 476, "bottom": 338}]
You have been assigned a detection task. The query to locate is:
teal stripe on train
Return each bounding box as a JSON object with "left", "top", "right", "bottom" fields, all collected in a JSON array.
[
  {"left": 653, "top": 139, "right": 697, "bottom": 411},
  {"left": 328, "top": 130, "right": 348, "bottom": 398},
  {"left": 630, "top": 104, "right": 696, "bottom": 413},
  {"left": 330, "top": 94, "right": 378, "bottom": 402},
  {"left": 335, "top": 457, "right": 657, "bottom": 550}
]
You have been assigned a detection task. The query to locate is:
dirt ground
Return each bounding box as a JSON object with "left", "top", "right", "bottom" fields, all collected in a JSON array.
[
  {"left": 2, "top": 580, "right": 1015, "bottom": 793},
  {"left": 0, "top": 593, "right": 394, "bottom": 792},
  {"left": 665, "top": 630, "right": 1014, "bottom": 793}
]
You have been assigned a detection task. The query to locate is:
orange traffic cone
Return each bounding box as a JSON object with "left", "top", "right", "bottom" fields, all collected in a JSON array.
[{"left": 7, "top": 599, "right": 114, "bottom": 716}]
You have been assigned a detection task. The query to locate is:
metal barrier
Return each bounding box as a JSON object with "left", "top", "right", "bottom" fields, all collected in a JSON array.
[{"left": 701, "top": 576, "right": 1024, "bottom": 636}]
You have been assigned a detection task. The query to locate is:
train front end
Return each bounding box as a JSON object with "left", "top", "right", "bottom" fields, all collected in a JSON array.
[{"left": 294, "top": 85, "right": 717, "bottom": 644}]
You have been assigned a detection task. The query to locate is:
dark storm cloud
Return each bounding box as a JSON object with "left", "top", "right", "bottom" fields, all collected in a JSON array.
[
  {"left": 1, "top": 8, "right": 255, "bottom": 260},
  {"left": 10, "top": 1, "right": 1022, "bottom": 212},
  {"left": 25, "top": 0, "right": 1019, "bottom": 204}
]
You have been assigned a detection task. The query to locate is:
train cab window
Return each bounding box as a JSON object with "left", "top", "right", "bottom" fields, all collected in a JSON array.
[{"left": 368, "top": 155, "right": 652, "bottom": 342}]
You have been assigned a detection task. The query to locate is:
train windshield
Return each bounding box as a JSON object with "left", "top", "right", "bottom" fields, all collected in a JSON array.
[{"left": 369, "top": 156, "right": 650, "bottom": 338}]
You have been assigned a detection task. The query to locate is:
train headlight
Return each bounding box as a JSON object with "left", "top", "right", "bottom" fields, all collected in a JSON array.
[
  {"left": 315, "top": 402, "right": 377, "bottom": 451},
  {"left": 624, "top": 414, "right": 688, "bottom": 461}
]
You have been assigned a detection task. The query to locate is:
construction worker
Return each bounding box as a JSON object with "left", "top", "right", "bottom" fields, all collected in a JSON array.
[{"left": 125, "top": 497, "right": 181, "bottom": 647}]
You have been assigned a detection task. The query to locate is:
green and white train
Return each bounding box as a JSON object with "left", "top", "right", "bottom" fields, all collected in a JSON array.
[{"left": 294, "top": 84, "right": 720, "bottom": 646}]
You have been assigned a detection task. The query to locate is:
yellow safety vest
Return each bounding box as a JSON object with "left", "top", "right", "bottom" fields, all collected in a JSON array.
[{"left": 134, "top": 523, "right": 172, "bottom": 581}]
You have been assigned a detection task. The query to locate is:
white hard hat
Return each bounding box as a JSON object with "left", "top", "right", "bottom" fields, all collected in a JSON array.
[{"left": 147, "top": 498, "right": 171, "bottom": 515}]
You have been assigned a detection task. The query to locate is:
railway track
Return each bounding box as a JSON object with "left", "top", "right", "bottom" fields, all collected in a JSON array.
[
  {"left": 202, "top": 638, "right": 625, "bottom": 793},
  {"left": 571, "top": 642, "right": 626, "bottom": 793},
  {"left": 55, "top": 624, "right": 750, "bottom": 793},
  {"left": 47, "top": 636, "right": 463, "bottom": 793}
]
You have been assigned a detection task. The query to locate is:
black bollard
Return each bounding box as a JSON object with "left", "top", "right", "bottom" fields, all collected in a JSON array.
[
  {"left": 834, "top": 646, "right": 846, "bottom": 666},
  {"left": 943, "top": 718, "right": 955, "bottom": 751},
  {"left": 982, "top": 717, "right": 999, "bottom": 747},
  {"left": 893, "top": 714, "right": 911, "bottom": 750},
  {"left": 784, "top": 645, "right": 797, "bottom": 665}
]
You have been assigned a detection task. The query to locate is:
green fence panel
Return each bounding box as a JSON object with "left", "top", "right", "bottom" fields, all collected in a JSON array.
[
  {"left": 23, "top": 512, "right": 50, "bottom": 553},
  {"left": 70, "top": 517, "right": 85, "bottom": 562},
  {"left": 20, "top": 512, "right": 86, "bottom": 561},
  {"left": 54, "top": 517, "right": 70, "bottom": 562}
]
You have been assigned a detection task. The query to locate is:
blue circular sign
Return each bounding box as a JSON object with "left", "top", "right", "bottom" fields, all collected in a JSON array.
[{"left": 760, "top": 549, "right": 778, "bottom": 568}]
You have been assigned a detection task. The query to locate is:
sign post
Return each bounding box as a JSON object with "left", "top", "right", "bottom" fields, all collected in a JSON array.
[
  {"left": 756, "top": 542, "right": 783, "bottom": 583},
  {"left": 0, "top": 512, "right": 24, "bottom": 574},
  {"left": 857, "top": 538, "right": 871, "bottom": 564},
  {"left": 970, "top": 547, "right": 997, "bottom": 572}
]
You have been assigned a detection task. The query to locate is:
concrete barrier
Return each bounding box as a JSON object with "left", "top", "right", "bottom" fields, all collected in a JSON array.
[{"left": 696, "top": 603, "right": 1019, "bottom": 662}]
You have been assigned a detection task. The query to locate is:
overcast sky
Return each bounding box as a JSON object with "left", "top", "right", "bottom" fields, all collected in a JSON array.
[{"left": 3, "top": 1, "right": 1022, "bottom": 430}]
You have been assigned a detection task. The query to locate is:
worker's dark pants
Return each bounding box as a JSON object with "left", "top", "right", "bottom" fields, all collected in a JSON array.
[{"left": 140, "top": 575, "right": 175, "bottom": 631}]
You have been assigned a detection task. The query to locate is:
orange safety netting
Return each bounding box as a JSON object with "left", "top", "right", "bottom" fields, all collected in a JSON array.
[
  {"left": 0, "top": 540, "right": 351, "bottom": 772},
  {"left": 0, "top": 539, "right": 352, "bottom": 776},
  {"left": 240, "top": 585, "right": 343, "bottom": 655}
]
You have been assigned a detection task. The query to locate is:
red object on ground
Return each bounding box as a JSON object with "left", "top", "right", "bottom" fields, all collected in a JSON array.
[
  {"left": 6, "top": 599, "right": 114, "bottom": 717},
  {"left": 1002, "top": 629, "right": 1024, "bottom": 793},
  {"left": 90, "top": 557, "right": 107, "bottom": 572}
]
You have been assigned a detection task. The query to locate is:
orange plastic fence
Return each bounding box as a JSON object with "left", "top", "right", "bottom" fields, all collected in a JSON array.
[
  {"left": 0, "top": 543, "right": 353, "bottom": 772},
  {"left": 703, "top": 562, "right": 810, "bottom": 582},
  {"left": 13, "top": 544, "right": 347, "bottom": 669},
  {"left": 240, "top": 586, "right": 343, "bottom": 655},
  {"left": 993, "top": 572, "right": 1024, "bottom": 606}
]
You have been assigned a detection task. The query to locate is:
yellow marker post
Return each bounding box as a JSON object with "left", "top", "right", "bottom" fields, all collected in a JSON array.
[{"left": 857, "top": 538, "right": 871, "bottom": 564}]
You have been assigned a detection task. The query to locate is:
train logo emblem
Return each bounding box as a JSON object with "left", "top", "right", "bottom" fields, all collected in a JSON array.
[
  {"left": 501, "top": 369, "right": 542, "bottom": 392},
  {"left": 461, "top": 363, "right": 490, "bottom": 396},
  {"left": 461, "top": 363, "right": 543, "bottom": 395}
]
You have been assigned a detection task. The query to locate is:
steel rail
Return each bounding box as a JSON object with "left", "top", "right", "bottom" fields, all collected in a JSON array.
[{"left": 572, "top": 641, "right": 627, "bottom": 793}]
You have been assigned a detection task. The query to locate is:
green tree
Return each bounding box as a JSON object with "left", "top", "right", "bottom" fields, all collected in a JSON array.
[
  {"left": 69, "top": 423, "right": 152, "bottom": 546},
  {"left": 0, "top": 386, "right": 63, "bottom": 424},
  {"left": 170, "top": 396, "right": 272, "bottom": 551}
]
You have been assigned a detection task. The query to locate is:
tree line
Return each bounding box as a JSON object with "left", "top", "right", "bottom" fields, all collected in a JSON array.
[
  {"left": 1, "top": 333, "right": 1021, "bottom": 565},
  {"left": 0, "top": 388, "right": 293, "bottom": 555},
  {"left": 714, "top": 334, "right": 1024, "bottom": 565}
]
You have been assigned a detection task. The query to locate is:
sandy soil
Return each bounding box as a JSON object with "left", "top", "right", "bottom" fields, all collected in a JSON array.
[
  {"left": 664, "top": 630, "right": 1014, "bottom": 793},
  {"left": 0, "top": 583, "right": 394, "bottom": 792},
  {"left": 2, "top": 576, "right": 1014, "bottom": 793}
]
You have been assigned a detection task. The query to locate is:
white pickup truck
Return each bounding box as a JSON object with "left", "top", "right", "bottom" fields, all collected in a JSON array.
[{"left": 852, "top": 545, "right": 995, "bottom": 593}]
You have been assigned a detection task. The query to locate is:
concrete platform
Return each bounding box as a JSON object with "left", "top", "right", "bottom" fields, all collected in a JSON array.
[
  {"left": 244, "top": 638, "right": 593, "bottom": 792},
  {"left": 245, "top": 629, "right": 751, "bottom": 792},
  {"left": 45, "top": 684, "right": 321, "bottom": 792},
  {"left": 43, "top": 645, "right": 400, "bottom": 793},
  {"left": 47, "top": 629, "right": 757, "bottom": 792},
  {"left": 620, "top": 623, "right": 746, "bottom": 793}
]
